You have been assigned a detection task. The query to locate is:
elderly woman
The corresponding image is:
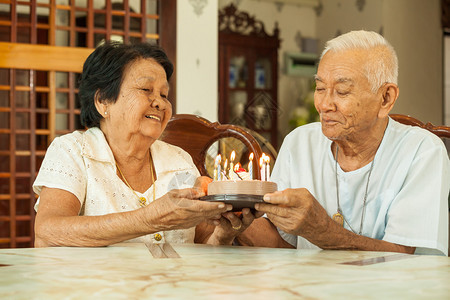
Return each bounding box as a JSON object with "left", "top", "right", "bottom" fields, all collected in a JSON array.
[{"left": 33, "top": 42, "right": 246, "bottom": 247}]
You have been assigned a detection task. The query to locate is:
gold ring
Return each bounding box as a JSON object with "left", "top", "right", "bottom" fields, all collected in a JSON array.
[{"left": 232, "top": 224, "right": 242, "bottom": 231}]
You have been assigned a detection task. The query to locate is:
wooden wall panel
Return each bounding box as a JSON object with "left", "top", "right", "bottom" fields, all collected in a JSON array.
[
  {"left": 0, "top": 0, "right": 171, "bottom": 248},
  {"left": 0, "top": 42, "right": 93, "bottom": 72}
]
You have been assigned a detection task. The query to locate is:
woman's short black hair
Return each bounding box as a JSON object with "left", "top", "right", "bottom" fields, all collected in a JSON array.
[{"left": 78, "top": 42, "right": 173, "bottom": 128}]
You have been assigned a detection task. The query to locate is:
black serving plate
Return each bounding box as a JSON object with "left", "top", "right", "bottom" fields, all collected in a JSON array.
[{"left": 199, "top": 194, "right": 265, "bottom": 212}]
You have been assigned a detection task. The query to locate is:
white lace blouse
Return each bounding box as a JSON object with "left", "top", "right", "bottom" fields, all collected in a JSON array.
[{"left": 33, "top": 127, "right": 200, "bottom": 245}]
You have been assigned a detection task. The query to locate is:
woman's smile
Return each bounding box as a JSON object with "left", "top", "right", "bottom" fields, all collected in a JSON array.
[{"left": 145, "top": 114, "right": 162, "bottom": 122}]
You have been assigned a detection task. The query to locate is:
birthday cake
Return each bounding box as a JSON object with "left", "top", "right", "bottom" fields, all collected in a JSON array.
[
  {"left": 207, "top": 180, "right": 277, "bottom": 196},
  {"left": 201, "top": 151, "right": 276, "bottom": 210}
]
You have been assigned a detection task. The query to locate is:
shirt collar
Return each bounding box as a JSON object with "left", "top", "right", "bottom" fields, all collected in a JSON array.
[
  {"left": 81, "top": 127, "right": 115, "bottom": 164},
  {"left": 151, "top": 140, "right": 196, "bottom": 175}
]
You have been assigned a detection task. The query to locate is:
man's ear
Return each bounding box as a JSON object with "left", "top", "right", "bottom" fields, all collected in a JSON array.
[
  {"left": 94, "top": 90, "right": 108, "bottom": 116},
  {"left": 378, "top": 83, "right": 399, "bottom": 118}
]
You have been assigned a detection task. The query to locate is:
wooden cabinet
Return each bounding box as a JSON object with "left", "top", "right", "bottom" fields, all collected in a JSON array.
[{"left": 218, "top": 4, "right": 280, "bottom": 149}]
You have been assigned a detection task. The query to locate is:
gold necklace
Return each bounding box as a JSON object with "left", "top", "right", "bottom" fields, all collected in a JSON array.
[{"left": 116, "top": 150, "right": 156, "bottom": 207}]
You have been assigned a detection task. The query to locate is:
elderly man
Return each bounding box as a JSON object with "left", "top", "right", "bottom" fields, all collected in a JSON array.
[{"left": 238, "top": 30, "right": 449, "bottom": 256}]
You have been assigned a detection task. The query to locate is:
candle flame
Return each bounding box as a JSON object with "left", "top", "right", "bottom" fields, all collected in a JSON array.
[
  {"left": 215, "top": 154, "right": 221, "bottom": 166},
  {"left": 230, "top": 150, "right": 236, "bottom": 162},
  {"left": 234, "top": 163, "right": 241, "bottom": 172},
  {"left": 249, "top": 152, "right": 254, "bottom": 161},
  {"left": 259, "top": 156, "right": 264, "bottom": 167}
]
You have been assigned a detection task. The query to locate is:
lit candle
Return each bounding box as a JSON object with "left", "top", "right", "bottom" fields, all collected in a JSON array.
[
  {"left": 229, "top": 151, "right": 235, "bottom": 178},
  {"left": 223, "top": 159, "right": 228, "bottom": 180},
  {"left": 266, "top": 155, "right": 271, "bottom": 181},
  {"left": 260, "top": 156, "right": 265, "bottom": 181},
  {"left": 216, "top": 154, "right": 222, "bottom": 180},
  {"left": 214, "top": 154, "right": 221, "bottom": 181},
  {"left": 248, "top": 152, "right": 254, "bottom": 180}
]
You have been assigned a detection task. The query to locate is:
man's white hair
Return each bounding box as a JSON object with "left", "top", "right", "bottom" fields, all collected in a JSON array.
[{"left": 320, "top": 30, "right": 398, "bottom": 93}]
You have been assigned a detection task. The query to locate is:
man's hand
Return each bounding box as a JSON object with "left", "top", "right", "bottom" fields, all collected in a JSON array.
[{"left": 254, "top": 188, "right": 330, "bottom": 241}]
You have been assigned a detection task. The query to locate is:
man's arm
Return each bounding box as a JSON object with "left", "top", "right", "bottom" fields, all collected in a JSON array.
[
  {"left": 255, "top": 188, "right": 415, "bottom": 254},
  {"left": 308, "top": 216, "right": 415, "bottom": 253}
]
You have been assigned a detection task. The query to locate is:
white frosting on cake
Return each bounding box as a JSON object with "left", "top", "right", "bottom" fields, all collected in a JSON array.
[
  {"left": 208, "top": 180, "right": 277, "bottom": 195},
  {"left": 235, "top": 171, "right": 251, "bottom": 181}
]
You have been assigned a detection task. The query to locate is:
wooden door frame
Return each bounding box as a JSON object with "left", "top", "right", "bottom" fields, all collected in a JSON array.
[{"left": 159, "top": 0, "right": 177, "bottom": 111}]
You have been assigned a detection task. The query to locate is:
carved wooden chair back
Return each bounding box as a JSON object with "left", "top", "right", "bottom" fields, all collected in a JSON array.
[
  {"left": 390, "top": 114, "right": 450, "bottom": 139},
  {"left": 159, "top": 114, "right": 263, "bottom": 179}
]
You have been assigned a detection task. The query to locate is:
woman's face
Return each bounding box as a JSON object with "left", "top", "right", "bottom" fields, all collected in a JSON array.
[{"left": 105, "top": 58, "right": 172, "bottom": 142}]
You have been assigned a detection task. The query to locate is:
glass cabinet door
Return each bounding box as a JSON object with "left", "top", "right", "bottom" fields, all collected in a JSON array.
[
  {"left": 247, "top": 91, "right": 275, "bottom": 130},
  {"left": 225, "top": 52, "right": 277, "bottom": 147},
  {"left": 219, "top": 31, "right": 279, "bottom": 149},
  {"left": 229, "top": 55, "right": 248, "bottom": 89},
  {"left": 248, "top": 54, "right": 276, "bottom": 137},
  {"left": 228, "top": 91, "right": 247, "bottom": 127},
  {"left": 254, "top": 57, "right": 272, "bottom": 90},
  {"left": 227, "top": 53, "right": 249, "bottom": 127}
]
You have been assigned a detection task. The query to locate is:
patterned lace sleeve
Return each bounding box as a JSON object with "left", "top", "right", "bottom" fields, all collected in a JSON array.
[{"left": 32, "top": 135, "right": 87, "bottom": 207}]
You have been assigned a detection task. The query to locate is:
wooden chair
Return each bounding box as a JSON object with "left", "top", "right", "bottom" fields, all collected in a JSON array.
[
  {"left": 159, "top": 114, "right": 264, "bottom": 179},
  {"left": 390, "top": 114, "right": 450, "bottom": 138}
]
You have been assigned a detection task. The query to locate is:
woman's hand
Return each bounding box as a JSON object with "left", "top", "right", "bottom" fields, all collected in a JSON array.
[
  {"left": 194, "top": 176, "right": 212, "bottom": 194},
  {"left": 144, "top": 187, "right": 232, "bottom": 232},
  {"left": 199, "top": 208, "right": 264, "bottom": 245}
]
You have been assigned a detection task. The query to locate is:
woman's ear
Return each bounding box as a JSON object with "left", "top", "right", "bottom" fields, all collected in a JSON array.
[
  {"left": 378, "top": 83, "right": 399, "bottom": 118},
  {"left": 94, "top": 90, "right": 108, "bottom": 117}
]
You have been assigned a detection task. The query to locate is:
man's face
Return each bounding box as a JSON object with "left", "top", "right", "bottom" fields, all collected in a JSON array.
[{"left": 314, "top": 49, "right": 383, "bottom": 142}]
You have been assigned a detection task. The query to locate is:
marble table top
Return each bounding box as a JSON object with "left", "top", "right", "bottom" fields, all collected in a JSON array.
[{"left": 0, "top": 243, "right": 448, "bottom": 299}]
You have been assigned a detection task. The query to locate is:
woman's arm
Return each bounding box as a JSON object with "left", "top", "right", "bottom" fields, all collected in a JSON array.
[
  {"left": 35, "top": 187, "right": 230, "bottom": 247},
  {"left": 35, "top": 187, "right": 154, "bottom": 247}
]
